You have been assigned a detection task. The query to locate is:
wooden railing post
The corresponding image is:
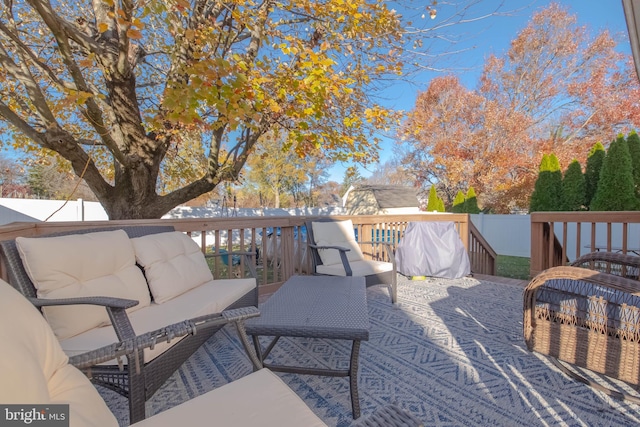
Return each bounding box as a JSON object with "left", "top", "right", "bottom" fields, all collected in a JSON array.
[
  {"left": 530, "top": 214, "right": 545, "bottom": 278},
  {"left": 459, "top": 215, "right": 469, "bottom": 252}
]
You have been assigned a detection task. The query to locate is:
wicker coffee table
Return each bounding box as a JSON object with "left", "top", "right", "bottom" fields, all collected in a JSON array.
[{"left": 245, "top": 275, "right": 370, "bottom": 419}]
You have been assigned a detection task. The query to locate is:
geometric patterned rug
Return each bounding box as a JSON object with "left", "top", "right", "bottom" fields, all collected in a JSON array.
[{"left": 101, "top": 275, "right": 640, "bottom": 426}]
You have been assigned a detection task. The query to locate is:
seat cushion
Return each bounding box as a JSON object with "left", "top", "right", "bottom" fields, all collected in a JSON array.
[
  {"left": 0, "top": 280, "right": 118, "bottom": 427},
  {"left": 312, "top": 220, "right": 364, "bottom": 266},
  {"left": 131, "top": 231, "right": 214, "bottom": 304},
  {"left": 16, "top": 230, "right": 151, "bottom": 340},
  {"left": 130, "top": 368, "right": 327, "bottom": 427},
  {"left": 316, "top": 259, "right": 393, "bottom": 277},
  {"left": 60, "top": 278, "right": 256, "bottom": 364}
]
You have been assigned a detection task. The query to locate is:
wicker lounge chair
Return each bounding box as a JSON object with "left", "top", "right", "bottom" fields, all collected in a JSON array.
[
  {"left": 524, "top": 264, "right": 640, "bottom": 403},
  {"left": 306, "top": 218, "right": 397, "bottom": 303},
  {"left": 0, "top": 225, "right": 258, "bottom": 423}
]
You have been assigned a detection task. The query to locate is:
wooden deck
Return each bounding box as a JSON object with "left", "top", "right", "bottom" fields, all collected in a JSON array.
[
  {"left": 474, "top": 274, "right": 528, "bottom": 287},
  {"left": 259, "top": 274, "right": 528, "bottom": 303}
]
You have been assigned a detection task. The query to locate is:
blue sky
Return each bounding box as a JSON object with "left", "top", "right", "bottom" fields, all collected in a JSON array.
[{"left": 327, "top": 0, "right": 632, "bottom": 182}]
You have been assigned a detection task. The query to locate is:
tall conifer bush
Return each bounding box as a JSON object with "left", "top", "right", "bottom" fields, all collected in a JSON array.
[
  {"left": 451, "top": 190, "right": 466, "bottom": 213},
  {"left": 584, "top": 142, "right": 605, "bottom": 209},
  {"left": 561, "top": 159, "right": 585, "bottom": 211},
  {"left": 548, "top": 153, "right": 563, "bottom": 210},
  {"left": 626, "top": 130, "right": 640, "bottom": 197},
  {"left": 530, "top": 154, "right": 562, "bottom": 212},
  {"left": 591, "top": 135, "right": 639, "bottom": 211},
  {"left": 464, "top": 187, "right": 481, "bottom": 213},
  {"left": 426, "top": 186, "right": 445, "bottom": 212},
  {"left": 530, "top": 154, "right": 549, "bottom": 212}
]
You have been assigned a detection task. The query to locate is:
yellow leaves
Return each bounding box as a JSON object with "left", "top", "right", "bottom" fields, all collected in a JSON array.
[
  {"left": 98, "top": 23, "right": 109, "bottom": 33},
  {"left": 343, "top": 116, "right": 359, "bottom": 127},
  {"left": 269, "top": 101, "right": 282, "bottom": 114},
  {"left": 127, "top": 29, "right": 142, "bottom": 39},
  {"left": 57, "top": 89, "right": 103, "bottom": 111},
  {"left": 131, "top": 18, "right": 144, "bottom": 29},
  {"left": 279, "top": 44, "right": 300, "bottom": 56}
]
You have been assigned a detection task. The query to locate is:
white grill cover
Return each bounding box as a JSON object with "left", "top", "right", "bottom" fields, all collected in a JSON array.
[{"left": 395, "top": 221, "right": 471, "bottom": 279}]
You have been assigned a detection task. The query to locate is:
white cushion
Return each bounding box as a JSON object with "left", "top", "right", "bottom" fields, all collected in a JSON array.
[
  {"left": 312, "top": 220, "right": 364, "bottom": 266},
  {"left": 316, "top": 259, "right": 393, "bottom": 277},
  {"left": 131, "top": 368, "right": 327, "bottom": 427},
  {"left": 16, "top": 230, "right": 151, "bottom": 340},
  {"left": 60, "top": 278, "right": 256, "bottom": 364},
  {"left": 131, "top": 231, "right": 214, "bottom": 304},
  {"left": 0, "top": 280, "right": 118, "bottom": 427}
]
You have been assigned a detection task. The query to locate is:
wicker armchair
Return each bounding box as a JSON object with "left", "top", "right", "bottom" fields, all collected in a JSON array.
[
  {"left": 524, "top": 265, "right": 640, "bottom": 403},
  {"left": 306, "top": 218, "right": 397, "bottom": 303},
  {"left": 0, "top": 225, "right": 258, "bottom": 423}
]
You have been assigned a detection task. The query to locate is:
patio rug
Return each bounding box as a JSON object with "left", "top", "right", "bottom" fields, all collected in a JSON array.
[{"left": 101, "top": 276, "right": 640, "bottom": 426}]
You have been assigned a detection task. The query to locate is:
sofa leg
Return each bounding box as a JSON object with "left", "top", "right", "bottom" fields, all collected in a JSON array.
[
  {"left": 128, "top": 352, "right": 147, "bottom": 423},
  {"left": 389, "top": 283, "right": 397, "bottom": 304}
]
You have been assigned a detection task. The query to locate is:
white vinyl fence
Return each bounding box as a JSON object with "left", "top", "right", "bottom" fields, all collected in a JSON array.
[{"left": 470, "top": 214, "right": 530, "bottom": 258}]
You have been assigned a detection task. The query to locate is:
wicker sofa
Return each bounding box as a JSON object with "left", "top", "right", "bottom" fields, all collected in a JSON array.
[
  {"left": 0, "top": 225, "right": 258, "bottom": 423},
  {"left": 523, "top": 253, "right": 640, "bottom": 402}
]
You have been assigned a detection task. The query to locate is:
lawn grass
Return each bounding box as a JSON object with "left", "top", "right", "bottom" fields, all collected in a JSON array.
[{"left": 496, "top": 255, "right": 530, "bottom": 280}]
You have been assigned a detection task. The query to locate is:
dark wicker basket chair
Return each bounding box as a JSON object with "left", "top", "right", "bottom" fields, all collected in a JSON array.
[
  {"left": 0, "top": 225, "right": 258, "bottom": 423},
  {"left": 570, "top": 250, "right": 640, "bottom": 280},
  {"left": 524, "top": 263, "right": 640, "bottom": 403}
]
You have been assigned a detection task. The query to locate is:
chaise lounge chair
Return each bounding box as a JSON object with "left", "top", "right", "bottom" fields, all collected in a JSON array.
[{"left": 306, "top": 218, "right": 397, "bottom": 303}]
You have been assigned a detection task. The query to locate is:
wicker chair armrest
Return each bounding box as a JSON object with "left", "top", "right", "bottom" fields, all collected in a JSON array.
[
  {"left": 308, "top": 243, "right": 350, "bottom": 252},
  {"left": 525, "top": 266, "right": 640, "bottom": 296},
  {"left": 570, "top": 251, "right": 640, "bottom": 279},
  {"left": 28, "top": 296, "right": 138, "bottom": 309},
  {"left": 28, "top": 296, "right": 139, "bottom": 343},
  {"left": 69, "top": 340, "right": 136, "bottom": 370},
  {"left": 71, "top": 307, "right": 262, "bottom": 372},
  {"left": 383, "top": 243, "right": 397, "bottom": 269},
  {"left": 358, "top": 241, "right": 397, "bottom": 268},
  {"left": 571, "top": 251, "right": 640, "bottom": 265},
  {"left": 308, "top": 244, "right": 352, "bottom": 275}
]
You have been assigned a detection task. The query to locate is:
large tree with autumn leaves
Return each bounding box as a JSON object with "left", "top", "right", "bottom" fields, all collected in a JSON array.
[
  {"left": 0, "top": 0, "right": 414, "bottom": 218},
  {"left": 400, "top": 3, "right": 640, "bottom": 213}
]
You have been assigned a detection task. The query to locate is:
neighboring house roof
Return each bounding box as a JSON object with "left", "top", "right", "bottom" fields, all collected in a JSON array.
[{"left": 352, "top": 185, "right": 419, "bottom": 209}]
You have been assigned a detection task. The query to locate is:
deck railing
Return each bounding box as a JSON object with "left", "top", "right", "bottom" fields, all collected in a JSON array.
[
  {"left": 0, "top": 213, "right": 496, "bottom": 296},
  {"left": 530, "top": 211, "right": 640, "bottom": 277}
]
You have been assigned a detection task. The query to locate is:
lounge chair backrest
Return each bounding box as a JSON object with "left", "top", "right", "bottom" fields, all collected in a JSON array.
[{"left": 305, "top": 217, "right": 337, "bottom": 268}]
